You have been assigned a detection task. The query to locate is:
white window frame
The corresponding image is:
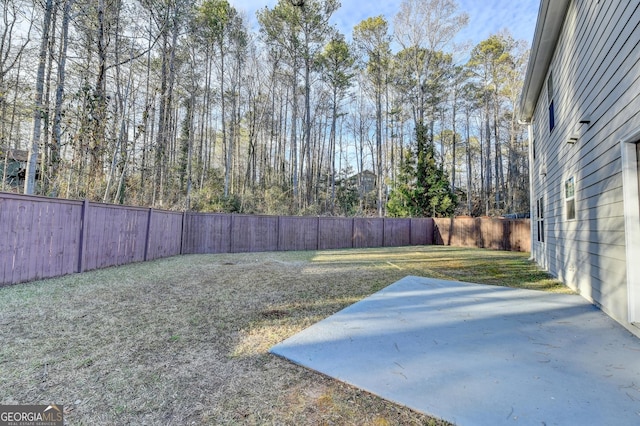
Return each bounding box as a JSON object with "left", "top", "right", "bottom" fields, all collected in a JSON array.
[
  {"left": 536, "top": 196, "right": 545, "bottom": 243},
  {"left": 565, "top": 176, "right": 576, "bottom": 221},
  {"left": 620, "top": 128, "right": 640, "bottom": 324}
]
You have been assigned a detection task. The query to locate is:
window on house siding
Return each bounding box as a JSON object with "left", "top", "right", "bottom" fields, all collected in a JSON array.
[
  {"left": 565, "top": 177, "right": 576, "bottom": 220},
  {"left": 536, "top": 196, "right": 544, "bottom": 243},
  {"left": 548, "top": 72, "right": 556, "bottom": 132}
]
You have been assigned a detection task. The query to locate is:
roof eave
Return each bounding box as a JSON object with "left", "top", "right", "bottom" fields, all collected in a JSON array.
[{"left": 518, "top": 0, "right": 571, "bottom": 123}]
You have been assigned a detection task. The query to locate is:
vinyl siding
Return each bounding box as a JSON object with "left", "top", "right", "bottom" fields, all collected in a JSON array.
[{"left": 529, "top": 0, "right": 640, "bottom": 333}]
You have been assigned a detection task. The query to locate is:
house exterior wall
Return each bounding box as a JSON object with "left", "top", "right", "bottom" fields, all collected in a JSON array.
[
  {"left": 1, "top": 149, "right": 32, "bottom": 188},
  {"left": 529, "top": 0, "right": 640, "bottom": 336}
]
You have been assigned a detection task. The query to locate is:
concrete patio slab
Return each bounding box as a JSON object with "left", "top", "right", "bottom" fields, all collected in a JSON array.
[{"left": 270, "top": 276, "right": 640, "bottom": 425}]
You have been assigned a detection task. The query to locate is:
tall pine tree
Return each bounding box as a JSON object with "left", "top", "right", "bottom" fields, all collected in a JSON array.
[{"left": 387, "top": 123, "right": 456, "bottom": 217}]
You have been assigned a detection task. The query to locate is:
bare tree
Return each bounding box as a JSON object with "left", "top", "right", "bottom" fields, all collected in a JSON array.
[
  {"left": 0, "top": 0, "right": 33, "bottom": 145},
  {"left": 24, "top": 0, "right": 54, "bottom": 195},
  {"left": 354, "top": 15, "right": 391, "bottom": 217},
  {"left": 5, "top": 0, "right": 529, "bottom": 218}
]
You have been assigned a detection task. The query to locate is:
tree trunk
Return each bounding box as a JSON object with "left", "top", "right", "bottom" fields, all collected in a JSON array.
[
  {"left": 24, "top": 0, "right": 54, "bottom": 195},
  {"left": 304, "top": 56, "right": 312, "bottom": 207},
  {"left": 221, "top": 38, "right": 230, "bottom": 197},
  {"left": 51, "top": 0, "right": 73, "bottom": 197},
  {"left": 484, "top": 95, "right": 492, "bottom": 215},
  {"left": 451, "top": 87, "right": 458, "bottom": 193},
  {"left": 154, "top": 28, "right": 169, "bottom": 205},
  {"left": 329, "top": 86, "right": 337, "bottom": 210},
  {"left": 90, "top": 0, "right": 109, "bottom": 197},
  {"left": 155, "top": 6, "right": 179, "bottom": 206},
  {"left": 465, "top": 107, "right": 472, "bottom": 215},
  {"left": 376, "top": 83, "right": 383, "bottom": 217},
  {"left": 41, "top": 0, "right": 58, "bottom": 195},
  {"left": 494, "top": 94, "right": 505, "bottom": 211},
  {"left": 291, "top": 62, "right": 299, "bottom": 206}
]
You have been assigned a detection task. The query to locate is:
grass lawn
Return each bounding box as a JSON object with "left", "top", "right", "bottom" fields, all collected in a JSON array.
[{"left": 0, "top": 246, "right": 569, "bottom": 425}]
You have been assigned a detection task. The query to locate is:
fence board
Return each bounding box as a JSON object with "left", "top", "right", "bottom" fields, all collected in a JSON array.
[
  {"left": 147, "top": 210, "right": 183, "bottom": 260},
  {"left": 231, "top": 215, "right": 279, "bottom": 253},
  {"left": 506, "top": 220, "right": 529, "bottom": 252},
  {"left": 181, "top": 213, "right": 198, "bottom": 254},
  {"left": 205, "top": 214, "right": 231, "bottom": 254},
  {"left": 384, "top": 219, "right": 411, "bottom": 247},
  {"left": 433, "top": 217, "right": 531, "bottom": 252},
  {"left": 278, "top": 216, "right": 319, "bottom": 251},
  {"left": 24, "top": 200, "right": 39, "bottom": 282},
  {"left": 83, "top": 203, "right": 148, "bottom": 270},
  {"left": 353, "top": 218, "right": 384, "bottom": 248},
  {"left": 0, "top": 194, "right": 82, "bottom": 285},
  {"left": 84, "top": 204, "right": 104, "bottom": 269},
  {"left": 182, "top": 213, "right": 232, "bottom": 254},
  {"left": 0, "top": 197, "right": 12, "bottom": 284},
  {"left": 63, "top": 205, "right": 77, "bottom": 273},
  {"left": 180, "top": 213, "right": 195, "bottom": 254},
  {"left": 15, "top": 199, "right": 35, "bottom": 283},
  {"left": 3, "top": 197, "right": 25, "bottom": 283},
  {"left": 411, "top": 218, "right": 433, "bottom": 245},
  {"left": 38, "top": 202, "right": 77, "bottom": 280},
  {"left": 318, "top": 218, "right": 353, "bottom": 249}
]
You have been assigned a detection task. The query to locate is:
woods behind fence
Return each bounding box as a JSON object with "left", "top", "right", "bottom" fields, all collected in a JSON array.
[{"left": 0, "top": 192, "right": 530, "bottom": 286}]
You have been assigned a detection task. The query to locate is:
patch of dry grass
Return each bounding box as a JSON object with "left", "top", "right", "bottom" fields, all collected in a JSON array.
[{"left": 0, "top": 246, "right": 567, "bottom": 425}]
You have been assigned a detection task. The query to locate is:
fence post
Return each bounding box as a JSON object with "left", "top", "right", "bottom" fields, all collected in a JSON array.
[
  {"left": 77, "top": 199, "right": 89, "bottom": 273},
  {"left": 143, "top": 208, "right": 153, "bottom": 261}
]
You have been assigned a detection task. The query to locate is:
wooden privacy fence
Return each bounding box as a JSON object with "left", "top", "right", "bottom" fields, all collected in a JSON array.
[
  {"left": 181, "top": 214, "right": 434, "bottom": 254},
  {"left": 0, "top": 192, "right": 183, "bottom": 286},
  {"left": 0, "top": 192, "right": 434, "bottom": 286},
  {"left": 0, "top": 192, "right": 530, "bottom": 286},
  {"left": 433, "top": 217, "right": 530, "bottom": 252}
]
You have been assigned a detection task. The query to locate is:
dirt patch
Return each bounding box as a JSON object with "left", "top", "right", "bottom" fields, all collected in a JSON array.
[
  {"left": 0, "top": 246, "right": 565, "bottom": 425},
  {"left": 261, "top": 309, "right": 290, "bottom": 319}
]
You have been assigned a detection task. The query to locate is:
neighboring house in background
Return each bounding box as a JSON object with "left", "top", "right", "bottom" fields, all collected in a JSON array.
[
  {"left": 0, "top": 148, "right": 37, "bottom": 190},
  {"left": 347, "top": 170, "right": 378, "bottom": 209},
  {"left": 349, "top": 170, "right": 377, "bottom": 195},
  {"left": 519, "top": 0, "right": 640, "bottom": 337}
]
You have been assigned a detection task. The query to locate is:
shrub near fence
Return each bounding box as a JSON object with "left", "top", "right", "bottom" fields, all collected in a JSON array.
[{"left": 0, "top": 192, "right": 530, "bottom": 286}]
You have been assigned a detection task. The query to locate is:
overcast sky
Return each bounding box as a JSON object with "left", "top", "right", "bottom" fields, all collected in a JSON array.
[{"left": 230, "top": 0, "right": 540, "bottom": 49}]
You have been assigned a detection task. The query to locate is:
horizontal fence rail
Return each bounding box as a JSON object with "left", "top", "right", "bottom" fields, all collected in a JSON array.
[{"left": 0, "top": 192, "right": 530, "bottom": 286}]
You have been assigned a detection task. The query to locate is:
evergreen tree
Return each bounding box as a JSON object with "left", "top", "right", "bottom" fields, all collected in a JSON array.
[{"left": 387, "top": 124, "right": 456, "bottom": 217}]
